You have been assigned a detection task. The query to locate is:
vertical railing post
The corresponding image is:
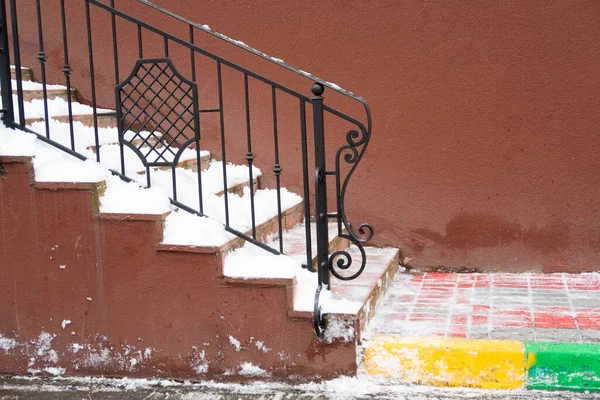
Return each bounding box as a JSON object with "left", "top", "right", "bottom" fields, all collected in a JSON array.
[
  {"left": 0, "top": 0, "right": 13, "bottom": 127},
  {"left": 311, "top": 82, "right": 330, "bottom": 288}
]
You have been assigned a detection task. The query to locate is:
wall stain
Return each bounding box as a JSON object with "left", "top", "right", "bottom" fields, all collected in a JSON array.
[{"left": 411, "top": 211, "right": 569, "bottom": 254}]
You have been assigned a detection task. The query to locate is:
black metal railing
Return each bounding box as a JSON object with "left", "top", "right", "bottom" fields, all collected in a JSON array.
[{"left": 0, "top": 0, "right": 374, "bottom": 338}]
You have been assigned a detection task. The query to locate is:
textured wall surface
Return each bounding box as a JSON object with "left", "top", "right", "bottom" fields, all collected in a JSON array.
[{"left": 10, "top": 0, "right": 600, "bottom": 272}]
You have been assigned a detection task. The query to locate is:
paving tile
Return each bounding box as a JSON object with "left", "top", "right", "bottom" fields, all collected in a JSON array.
[
  {"left": 534, "top": 328, "right": 581, "bottom": 343},
  {"left": 368, "top": 272, "right": 600, "bottom": 343},
  {"left": 490, "top": 327, "right": 535, "bottom": 341},
  {"left": 580, "top": 330, "right": 600, "bottom": 343}
]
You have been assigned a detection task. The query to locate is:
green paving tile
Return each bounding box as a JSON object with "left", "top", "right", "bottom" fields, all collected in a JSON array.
[{"left": 526, "top": 342, "right": 600, "bottom": 391}]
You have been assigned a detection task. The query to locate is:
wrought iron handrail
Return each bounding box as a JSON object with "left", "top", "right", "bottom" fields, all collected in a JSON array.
[
  {"left": 136, "top": 0, "right": 372, "bottom": 116},
  {"left": 0, "top": 0, "right": 375, "bottom": 338}
]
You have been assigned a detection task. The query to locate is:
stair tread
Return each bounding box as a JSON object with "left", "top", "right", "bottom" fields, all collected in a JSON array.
[
  {"left": 1, "top": 94, "right": 114, "bottom": 121},
  {"left": 273, "top": 222, "right": 340, "bottom": 262},
  {"left": 224, "top": 243, "right": 399, "bottom": 316},
  {"left": 9, "top": 79, "right": 66, "bottom": 91}
]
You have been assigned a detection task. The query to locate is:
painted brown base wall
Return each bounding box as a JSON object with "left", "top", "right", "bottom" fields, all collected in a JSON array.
[
  {"left": 9, "top": 0, "right": 600, "bottom": 273},
  {"left": 0, "top": 157, "right": 356, "bottom": 380}
]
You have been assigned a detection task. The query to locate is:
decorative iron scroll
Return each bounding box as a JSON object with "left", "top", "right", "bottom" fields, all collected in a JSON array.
[
  {"left": 314, "top": 120, "right": 374, "bottom": 338},
  {"left": 115, "top": 58, "right": 200, "bottom": 168},
  {"left": 329, "top": 128, "right": 374, "bottom": 281}
]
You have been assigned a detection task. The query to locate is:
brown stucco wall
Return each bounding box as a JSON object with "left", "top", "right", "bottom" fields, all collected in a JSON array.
[
  {"left": 0, "top": 157, "right": 356, "bottom": 380},
  {"left": 9, "top": 0, "right": 600, "bottom": 273}
]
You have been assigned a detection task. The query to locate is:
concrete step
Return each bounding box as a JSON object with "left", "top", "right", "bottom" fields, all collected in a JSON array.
[
  {"left": 25, "top": 112, "right": 117, "bottom": 129},
  {"left": 272, "top": 222, "right": 349, "bottom": 269},
  {"left": 9, "top": 87, "right": 78, "bottom": 103},
  {"left": 10, "top": 65, "right": 33, "bottom": 81}
]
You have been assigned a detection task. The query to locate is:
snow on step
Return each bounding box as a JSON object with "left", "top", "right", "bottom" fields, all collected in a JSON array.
[
  {"left": 28, "top": 120, "right": 210, "bottom": 177},
  {"left": 100, "top": 175, "right": 172, "bottom": 215},
  {"left": 0, "top": 94, "right": 113, "bottom": 123},
  {"left": 10, "top": 79, "right": 65, "bottom": 91},
  {"left": 162, "top": 211, "right": 236, "bottom": 247},
  {"left": 7, "top": 115, "right": 297, "bottom": 241},
  {"left": 272, "top": 222, "right": 341, "bottom": 264},
  {"left": 224, "top": 244, "right": 399, "bottom": 315},
  {"left": 0, "top": 123, "right": 105, "bottom": 183},
  {"left": 148, "top": 161, "right": 260, "bottom": 197},
  {"left": 30, "top": 119, "right": 120, "bottom": 148}
]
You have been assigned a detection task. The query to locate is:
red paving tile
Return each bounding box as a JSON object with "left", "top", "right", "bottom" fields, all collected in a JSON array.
[{"left": 370, "top": 272, "right": 600, "bottom": 342}]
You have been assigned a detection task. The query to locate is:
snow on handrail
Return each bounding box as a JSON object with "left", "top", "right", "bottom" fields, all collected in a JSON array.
[{"left": 136, "top": 0, "right": 368, "bottom": 107}]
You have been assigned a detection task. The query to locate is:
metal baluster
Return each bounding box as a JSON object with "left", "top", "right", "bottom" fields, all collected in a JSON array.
[
  {"left": 189, "top": 25, "right": 195, "bottom": 81},
  {"left": 299, "top": 100, "right": 313, "bottom": 271},
  {"left": 8, "top": 0, "right": 23, "bottom": 129},
  {"left": 195, "top": 139, "right": 203, "bottom": 213},
  {"left": 0, "top": 0, "right": 13, "bottom": 128},
  {"left": 137, "top": 25, "right": 143, "bottom": 59},
  {"left": 272, "top": 86, "right": 283, "bottom": 252},
  {"left": 59, "top": 0, "right": 75, "bottom": 151},
  {"left": 311, "top": 83, "right": 329, "bottom": 288},
  {"left": 172, "top": 165, "right": 177, "bottom": 200},
  {"left": 35, "top": 0, "right": 50, "bottom": 139},
  {"left": 110, "top": 0, "right": 120, "bottom": 85},
  {"left": 244, "top": 74, "right": 256, "bottom": 238},
  {"left": 164, "top": 37, "right": 169, "bottom": 57},
  {"left": 189, "top": 27, "right": 203, "bottom": 213},
  {"left": 85, "top": 0, "right": 100, "bottom": 162},
  {"left": 216, "top": 61, "right": 229, "bottom": 225},
  {"left": 110, "top": 0, "right": 123, "bottom": 174}
]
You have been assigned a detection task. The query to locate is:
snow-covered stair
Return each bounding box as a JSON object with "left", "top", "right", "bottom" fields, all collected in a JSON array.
[{"left": 0, "top": 65, "right": 401, "bottom": 380}]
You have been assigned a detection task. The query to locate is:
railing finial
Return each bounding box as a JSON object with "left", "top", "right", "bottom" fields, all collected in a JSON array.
[{"left": 311, "top": 82, "right": 324, "bottom": 97}]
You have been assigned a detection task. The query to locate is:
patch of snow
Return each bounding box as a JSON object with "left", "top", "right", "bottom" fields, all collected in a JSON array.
[
  {"left": 43, "top": 367, "right": 65, "bottom": 376},
  {"left": 33, "top": 149, "right": 105, "bottom": 183},
  {"left": 61, "top": 320, "right": 71, "bottom": 330},
  {"left": 161, "top": 210, "right": 235, "bottom": 247},
  {"left": 228, "top": 336, "right": 241, "bottom": 352},
  {"left": 32, "top": 332, "right": 58, "bottom": 365},
  {"left": 255, "top": 341, "right": 269, "bottom": 353},
  {"left": 223, "top": 243, "right": 296, "bottom": 280},
  {"left": 238, "top": 362, "right": 270, "bottom": 377},
  {"left": 59, "top": 265, "right": 66, "bottom": 269},
  {"left": 99, "top": 174, "right": 172, "bottom": 214},
  {"left": 0, "top": 123, "right": 41, "bottom": 156},
  {"left": 0, "top": 335, "right": 17, "bottom": 351},
  {"left": 326, "top": 81, "right": 342, "bottom": 90},
  {"left": 190, "top": 349, "right": 208, "bottom": 374},
  {"left": 86, "top": 297, "right": 92, "bottom": 302},
  {"left": 3, "top": 94, "right": 113, "bottom": 122},
  {"left": 12, "top": 79, "right": 65, "bottom": 91},
  {"left": 71, "top": 343, "right": 84, "bottom": 354},
  {"left": 323, "top": 316, "right": 355, "bottom": 344}
]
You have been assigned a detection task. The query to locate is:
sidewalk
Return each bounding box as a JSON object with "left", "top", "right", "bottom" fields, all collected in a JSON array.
[
  {"left": 2, "top": 375, "right": 600, "bottom": 399},
  {"left": 363, "top": 272, "right": 600, "bottom": 391}
]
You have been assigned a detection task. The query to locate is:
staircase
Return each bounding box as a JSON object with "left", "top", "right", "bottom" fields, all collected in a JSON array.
[{"left": 0, "top": 0, "right": 400, "bottom": 377}]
